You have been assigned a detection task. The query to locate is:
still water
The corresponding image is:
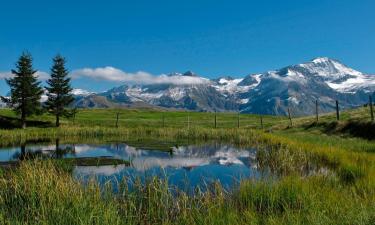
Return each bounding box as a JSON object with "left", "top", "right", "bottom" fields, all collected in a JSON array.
[{"left": 0, "top": 142, "right": 263, "bottom": 190}]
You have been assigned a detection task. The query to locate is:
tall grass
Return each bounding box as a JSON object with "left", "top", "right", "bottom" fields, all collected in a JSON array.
[{"left": 0, "top": 160, "right": 373, "bottom": 224}]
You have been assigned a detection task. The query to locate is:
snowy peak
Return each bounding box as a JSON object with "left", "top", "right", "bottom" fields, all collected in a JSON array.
[
  {"left": 298, "top": 57, "right": 363, "bottom": 78},
  {"left": 311, "top": 57, "right": 333, "bottom": 64},
  {"left": 183, "top": 71, "right": 198, "bottom": 77}
]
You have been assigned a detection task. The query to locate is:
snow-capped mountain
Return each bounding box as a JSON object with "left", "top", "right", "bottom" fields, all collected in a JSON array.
[
  {"left": 39, "top": 88, "right": 94, "bottom": 103},
  {"left": 1, "top": 89, "right": 94, "bottom": 107},
  {"left": 73, "top": 57, "right": 375, "bottom": 115},
  {"left": 239, "top": 57, "right": 375, "bottom": 115},
  {"left": 71, "top": 89, "right": 95, "bottom": 96},
  {"left": 76, "top": 78, "right": 238, "bottom": 111}
]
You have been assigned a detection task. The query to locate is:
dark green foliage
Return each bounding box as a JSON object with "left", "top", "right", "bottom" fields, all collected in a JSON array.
[
  {"left": 2, "top": 52, "right": 43, "bottom": 128},
  {"left": 45, "top": 55, "right": 74, "bottom": 127}
]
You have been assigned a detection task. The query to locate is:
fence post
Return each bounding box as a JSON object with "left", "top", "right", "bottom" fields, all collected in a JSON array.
[
  {"left": 287, "top": 107, "right": 293, "bottom": 127},
  {"left": 115, "top": 112, "right": 119, "bottom": 128},
  {"left": 214, "top": 110, "right": 217, "bottom": 128},
  {"left": 336, "top": 100, "right": 340, "bottom": 121},
  {"left": 237, "top": 112, "right": 240, "bottom": 128},
  {"left": 162, "top": 113, "right": 165, "bottom": 128},
  {"left": 260, "top": 115, "right": 264, "bottom": 129},
  {"left": 187, "top": 112, "right": 190, "bottom": 130},
  {"left": 370, "top": 96, "right": 374, "bottom": 122},
  {"left": 315, "top": 99, "right": 319, "bottom": 122},
  {"left": 71, "top": 108, "right": 78, "bottom": 125}
]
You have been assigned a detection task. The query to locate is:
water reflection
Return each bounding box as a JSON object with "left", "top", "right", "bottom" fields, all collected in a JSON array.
[
  {"left": 72, "top": 144, "right": 260, "bottom": 191},
  {"left": 0, "top": 141, "right": 260, "bottom": 191},
  {"left": 10, "top": 139, "right": 76, "bottom": 161},
  {"left": 0, "top": 141, "right": 330, "bottom": 191}
]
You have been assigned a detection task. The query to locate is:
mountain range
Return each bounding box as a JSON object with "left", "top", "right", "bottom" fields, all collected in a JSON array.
[
  {"left": 2, "top": 57, "right": 375, "bottom": 116},
  {"left": 72, "top": 57, "right": 375, "bottom": 116}
]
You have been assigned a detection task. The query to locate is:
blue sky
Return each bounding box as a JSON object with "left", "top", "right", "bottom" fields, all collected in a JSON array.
[{"left": 1, "top": 0, "right": 374, "bottom": 95}]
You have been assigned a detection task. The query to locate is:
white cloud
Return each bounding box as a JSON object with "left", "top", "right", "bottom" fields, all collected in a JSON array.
[
  {"left": 71, "top": 67, "right": 209, "bottom": 85},
  {"left": 1, "top": 67, "right": 210, "bottom": 86},
  {"left": 0, "top": 71, "right": 12, "bottom": 79},
  {"left": 35, "top": 71, "right": 49, "bottom": 80},
  {"left": 0, "top": 71, "right": 49, "bottom": 80}
]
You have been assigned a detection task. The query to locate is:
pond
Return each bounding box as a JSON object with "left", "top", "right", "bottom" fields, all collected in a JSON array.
[{"left": 0, "top": 141, "right": 264, "bottom": 191}]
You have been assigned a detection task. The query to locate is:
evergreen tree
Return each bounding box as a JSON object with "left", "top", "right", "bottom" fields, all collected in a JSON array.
[
  {"left": 2, "top": 52, "right": 43, "bottom": 129},
  {"left": 45, "top": 55, "right": 74, "bottom": 127}
]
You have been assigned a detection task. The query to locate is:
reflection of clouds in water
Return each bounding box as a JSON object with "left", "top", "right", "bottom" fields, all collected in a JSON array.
[
  {"left": 131, "top": 157, "right": 211, "bottom": 171},
  {"left": 73, "top": 145, "right": 92, "bottom": 153},
  {"left": 70, "top": 144, "right": 263, "bottom": 192},
  {"left": 26, "top": 145, "right": 56, "bottom": 151},
  {"left": 172, "top": 145, "right": 253, "bottom": 157},
  {"left": 75, "top": 165, "right": 127, "bottom": 176},
  {"left": 74, "top": 144, "right": 257, "bottom": 172}
]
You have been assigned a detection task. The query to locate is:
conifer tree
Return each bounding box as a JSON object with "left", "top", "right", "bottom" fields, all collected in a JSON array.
[
  {"left": 45, "top": 55, "right": 74, "bottom": 127},
  {"left": 2, "top": 52, "right": 43, "bottom": 129}
]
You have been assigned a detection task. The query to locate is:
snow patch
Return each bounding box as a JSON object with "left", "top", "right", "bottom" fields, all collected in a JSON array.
[
  {"left": 239, "top": 98, "right": 249, "bottom": 104},
  {"left": 125, "top": 86, "right": 164, "bottom": 102},
  {"left": 167, "top": 87, "right": 186, "bottom": 101},
  {"left": 287, "top": 97, "right": 299, "bottom": 105},
  {"left": 326, "top": 75, "right": 375, "bottom": 93},
  {"left": 213, "top": 74, "right": 262, "bottom": 95},
  {"left": 71, "top": 89, "right": 95, "bottom": 96}
]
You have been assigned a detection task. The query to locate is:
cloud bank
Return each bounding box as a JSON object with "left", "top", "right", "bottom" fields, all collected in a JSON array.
[
  {"left": 1, "top": 67, "right": 210, "bottom": 86},
  {"left": 70, "top": 67, "right": 209, "bottom": 85},
  {"left": 0, "top": 71, "right": 49, "bottom": 80}
]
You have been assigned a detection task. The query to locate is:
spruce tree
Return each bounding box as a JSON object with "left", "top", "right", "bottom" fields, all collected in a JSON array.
[
  {"left": 3, "top": 52, "right": 43, "bottom": 129},
  {"left": 45, "top": 55, "right": 74, "bottom": 127}
]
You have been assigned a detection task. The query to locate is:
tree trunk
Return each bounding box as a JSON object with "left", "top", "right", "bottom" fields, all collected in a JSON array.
[
  {"left": 20, "top": 144, "right": 26, "bottom": 160},
  {"left": 56, "top": 115, "right": 60, "bottom": 127},
  {"left": 21, "top": 112, "right": 26, "bottom": 129}
]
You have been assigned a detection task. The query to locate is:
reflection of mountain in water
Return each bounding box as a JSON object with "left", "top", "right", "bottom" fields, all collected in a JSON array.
[
  {"left": 76, "top": 143, "right": 257, "bottom": 172},
  {"left": 73, "top": 144, "right": 260, "bottom": 191}
]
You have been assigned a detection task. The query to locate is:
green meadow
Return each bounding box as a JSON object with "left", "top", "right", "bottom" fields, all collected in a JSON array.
[{"left": 0, "top": 107, "right": 374, "bottom": 224}]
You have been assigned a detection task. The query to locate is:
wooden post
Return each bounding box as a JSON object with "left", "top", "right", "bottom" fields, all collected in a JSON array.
[
  {"left": 71, "top": 108, "right": 77, "bottom": 125},
  {"left": 187, "top": 112, "right": 190, "bottom": 130},
  {"left": 336, "top": 100, "right": 340, "bottom": 121},
  {"left": 370, "top": 96, "right": 374, "bottom": 122},
  {"left": 162, "top": 113, "right": 165, "bottom": 128},
  {"left": 315, "top": 99, "right": 319, "bottom": 122},
  {"left": 238, "top": 112, "right": 240, "bottom": 128},
  {"left": 260, "top": 115, "right": 264, "bottom": 129},
  {"left": 287, "top": 107, "right": 293, "bottom": 127},
  {"left": 115, "top": 112, "right": 119, "bottom": 128},
  {"left": 214, "top": 110, "right": 217, "bottom": 128}
]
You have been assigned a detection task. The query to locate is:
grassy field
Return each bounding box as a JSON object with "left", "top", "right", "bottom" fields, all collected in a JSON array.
[
  {"left": 0, "top": 107, "right": 374, "bottom": 224},
  {"left": 0, "top": 108, "right": 287, "bottom": 129}
]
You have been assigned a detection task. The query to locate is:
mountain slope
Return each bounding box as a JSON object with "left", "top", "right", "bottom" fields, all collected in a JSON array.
[
  {"left": 73, "top": 58, "right": 375, "bottom": 115},
  {"left": 239, "top": 57, "right": 375, "bottom": 115}
]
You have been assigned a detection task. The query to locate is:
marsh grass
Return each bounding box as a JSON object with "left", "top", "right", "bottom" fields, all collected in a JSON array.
[{"left": 0, "top": 160, "right": 373, "bottom": 225}]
